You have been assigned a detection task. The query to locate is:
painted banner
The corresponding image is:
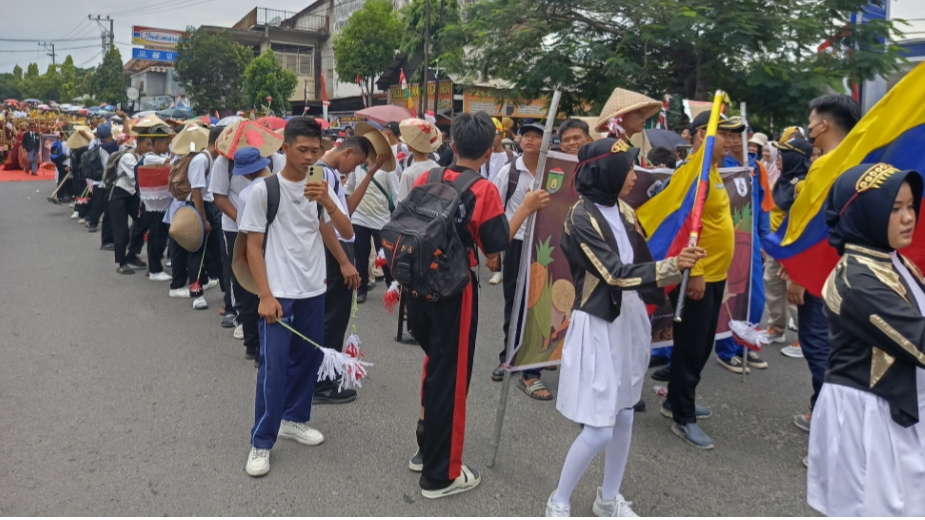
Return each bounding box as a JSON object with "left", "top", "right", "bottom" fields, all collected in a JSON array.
[
  {"left": 389, "top": 80, "right": 453, "bottom": 115},
  {"left": 132, "top": 26, "right": 186, "bottom": 48},
  {"left": 510, "top": 160, "right": 755, "bottom": 370}
]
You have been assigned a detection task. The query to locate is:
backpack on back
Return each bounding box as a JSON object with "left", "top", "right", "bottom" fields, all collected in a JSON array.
[
  {"left": 102, "top": 148, "right": 133, "bottom": 186},
  {"left": 168, "top": 153, "right": 197, "bottom": 201},
  {"left": 69, "top": 146, "right": 88, "bottom": 181},
  {"left": 81, "top": 145, "right": 105, "bottom": 181},
  {"left": 381, "top": 167, "right": 481, "bottom": 301},
  {"left": 50, "top": 141, "right": 64, "bottom": 163}
]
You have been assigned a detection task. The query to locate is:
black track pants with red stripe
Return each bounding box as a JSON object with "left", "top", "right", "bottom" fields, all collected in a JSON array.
[{"left": 408, "top": 274, "right": 478, "bottom": 483}]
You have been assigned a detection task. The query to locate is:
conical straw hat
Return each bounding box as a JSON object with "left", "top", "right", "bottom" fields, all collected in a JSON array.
[
  {"left": 399, "top": 118, "right": 442, "bottom": 154},
  {"left": 355, "top": 121, "right": 396, "bottom": 172},
  {"left": 594, "top": 88, "right": 662, "bottom": 133},
  {"left": 168, "top": 206, "right": 205, "bottom": 252},
  {"left": 65, "top": 125, "right": 92, "bottom": 149},
  {"left": 172, "top": 124, "right": 210, "bottom": 155},
  {"left": 215, "top": 120, "right": 283, "bottom": 159},
  {"left": 231, "top": 233, "right": 258, "bottom": 295}
]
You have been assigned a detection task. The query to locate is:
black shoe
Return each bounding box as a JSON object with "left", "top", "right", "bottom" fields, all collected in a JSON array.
[
  {"left": 221, "top": 314, "right": 236, "bottom": 328},
  {"left": 356, "top": 293, "right": 367, "bottom": 304},
  {"left": 88, "top": 225, "right": 98, "bottom": 233},
  {"left": 245, "top": 349, "right": 257, "bottom": 360},
  {"left": 651, "top": 366, "right": 670, "bottom": 382},
  {"left": 313, "top": 386, "right": 358, "bottom": 405},
  {"left": 117, "top": 265, "right": 135, "bottom": 275},
  {"left": 100, "top": 243, "right": 115, "bottom": 251},
  {"left": 633, "top": 399, "right": 646, "bottom": 412},
  {"left": 126, "top": 256, "right": 147, "bottom": 269},
  {"left": 491, "top": 365, "right": 505, "bottom": 382}
]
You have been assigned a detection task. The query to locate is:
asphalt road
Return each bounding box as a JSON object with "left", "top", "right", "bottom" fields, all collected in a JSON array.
[{"left": 0, "top": 180, "right": 819, "bottom": 516}]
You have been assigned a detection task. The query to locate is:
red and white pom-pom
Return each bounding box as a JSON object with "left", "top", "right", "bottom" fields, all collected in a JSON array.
[
  {"left": 343, "top": 332, "right": 362, "bottom": 359},
  {"left": 75, "top": 196, "right": 90, "bottom": 206},
  {"left": 375, "top": 248, "right": 387, "bottom": 268},
  {"left": 383, "top": 281, "right": 401, "bottom": 314},
  {"left": 730, "top": 321, "right": 769, "bottom": 352},
  {"left": 316, "top": 346, "right": 371, "bottom": 391}
]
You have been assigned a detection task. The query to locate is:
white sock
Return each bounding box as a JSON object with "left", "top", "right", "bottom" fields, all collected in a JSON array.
[
  {"left": 551, "top": 424, "right": 612, "bottom": 505},
  {"left": 601, "top": 407, "right": 634, "bottom": 501}
]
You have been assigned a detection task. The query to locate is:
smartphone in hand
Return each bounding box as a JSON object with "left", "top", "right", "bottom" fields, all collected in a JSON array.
[{"left": 306, "top": 164, "right": 324, "bottom": 185}]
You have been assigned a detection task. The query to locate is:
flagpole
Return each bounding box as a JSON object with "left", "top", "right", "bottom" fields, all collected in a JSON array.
[
  {"left": 489, "top": 90, "right": 562, "bottom": 468},
  {"left": 740, "top": 101, "right": 750, "bottom": 383},
  {"left": 674, "top": 90, "right": 725, "bottom": 322}
]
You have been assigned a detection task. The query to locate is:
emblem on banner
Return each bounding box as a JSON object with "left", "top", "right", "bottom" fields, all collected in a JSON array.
[{"left": 546, "top": 167, "right": 565, "bottom": 194}]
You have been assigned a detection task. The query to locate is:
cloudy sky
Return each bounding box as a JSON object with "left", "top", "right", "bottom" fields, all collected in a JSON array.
[{"left": 1, "top": 0, "right": 922, "bottom": 74}]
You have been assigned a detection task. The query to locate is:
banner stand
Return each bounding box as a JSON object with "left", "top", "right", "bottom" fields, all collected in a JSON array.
[{"left": 488, "top": 90, "right": 562, "bottom": 468}]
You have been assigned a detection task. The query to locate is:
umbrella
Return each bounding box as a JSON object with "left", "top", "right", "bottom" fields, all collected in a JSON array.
[
  {"left": 48, "top": 100, "right": 58, "bottom": 106},
  {"left": 88, "top": 106, "right": 102, "bottom": 113},
  {"left": 193, "top": 114, "right": 218, "bottom": 125},
  {"left": 23, "top": 98, "right": 41, "bottom": 104},
  {"left": 172, "top": 124, "right": 210, "bottom": 155},
  {"left": 77, "top": 108, "right": 88, "bottom": 115},
  {"left": 215, "top": 120, "right": 284, "bottom": 159},
  {"left": 355, "top": 105, "right": 413, "bottom": 125},
  {"left": 315, "top": 117, "right": 330, "bottom": 130},
  {"left": 5, "top": 98, "right": 19, "bottom": 105},
  {"left": 644, "top": 128, "right": 688, "bottom": 150},
  {"left": 256, "top": 116, "right": 287, "bottom": 131},
  {"left": 60, "top": 104, "right": 73, "bottom": 110},
  {"left": 156, "top": 108, "right": 194, "bottom": 120},
  {"left": 216, "top": 115, "right": 243, "bottom": 127},
  {"left": 104, "top": 105, "right": 115, "bottom": 111},
  {"left": 37, "top": 104, "right": 51, "bottom": 110},
  {"left": 99, "top": 103, "right": 107, "bottom": 107}
]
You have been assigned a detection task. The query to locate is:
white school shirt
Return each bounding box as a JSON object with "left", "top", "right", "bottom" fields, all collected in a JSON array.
[
  {"left": 238, "top": 172, "right": 344, "bottom": 299},
  {"left": 493, "top": 156, "right": 535, "bottom": 241},
  {"left": 396, "top": 159, "right": 438, "bottom": 203},
  {"left": 186, "top": 152, "right": 214, "bottom": 203},
  {"left": 114, "top": 151, "right": 139, "bottom": 195},
  {"left": 480, "top": 151, "right": 512, "bottom": 183},
  {"left": 346, "top": 165, "right": 400, "bottom": 230},
  {"left": 210, "top": 153, "right": 285, "bottom": 231}
]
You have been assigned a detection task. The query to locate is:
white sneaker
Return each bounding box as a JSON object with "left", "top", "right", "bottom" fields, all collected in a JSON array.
[
  {"left": 546, "top": 491, "right": 570, "bottom": 517},
  {"left": 148, "top": 271, "right": 171, "bottom": 282},
  {"left": 592, "top": 487, "right": 638, "bottom": 517},
  {"left": 233, "top": 323, "right": 244, "bottom": 339},
  {"left": 166, "top": 259, "right": 172, "bottom": 268},
  {"left": 245, "top": 447, "right": 270, "bottom": 477},
  {"left": 788, "top": 317, "right": 798, "bottom": 332},
  {"left": 169, "top": 287, "right": 191, "bottom": 298},
  {"left": 203, "top": 279, "right": 219, "bottom": 291},
  {"left": 489, "top": 271, "right": 503, "bottom": 285},
  {"left": 192, "top": 296, "right": 208, "bottom": 310},
  {"left": 781, "top": 344, "right": 804, "bottom": 358},
  {"left": 70, "top": 211, "right": 78, "bottom": 219},
  {"left": 77, "top": 218, "right": 86, "bottom": 224},
  {"left": 278, "top": 420, "right": 324, "bottom": 446},
  {"left": 68, "top": 202, "right": 75, "bottom": 208},
  {"left": 421, "top": 464, "right": 481, "bottom": 499}
]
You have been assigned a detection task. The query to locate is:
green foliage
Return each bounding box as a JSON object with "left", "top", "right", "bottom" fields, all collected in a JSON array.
[
  {"left": 242, "top": 50, "right": 299, "bottom": 115},
  {"left": 19, "top": 63, "right": 43, "bottom": 99},
  {"left": 175, "top": 27, "right": 252, "bottom": 113},
  {"left": 455, "top": 0, "right": 907, "bottom": 128},
  {"left": 59, "top": 55, "right": 77, "bottom": 102},
  {"left": 399, "top": 0, "right": 463, "bottom": 82},
  {"left": 93, "top": 48, "right": 126, "bottom": 105},
  {"left": 0, "top": 73, "right": 20, "bottom": 100},
  {"left": 13, "top": 65, "right": 23, "bottom": 82},
  {"left": 333, "top": 0, "right": 402, "bottom": 104}
]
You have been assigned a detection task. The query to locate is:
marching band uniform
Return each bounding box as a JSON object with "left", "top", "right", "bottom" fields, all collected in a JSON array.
[{"left": 808, "top": 163, "right": 925, "bottom": 516}]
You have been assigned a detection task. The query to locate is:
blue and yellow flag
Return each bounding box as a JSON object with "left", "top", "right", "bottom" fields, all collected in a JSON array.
[{"left": 763, "top": 61, "right": 925, "bottom": 296}]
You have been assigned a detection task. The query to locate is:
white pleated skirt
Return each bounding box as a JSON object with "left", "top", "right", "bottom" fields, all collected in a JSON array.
[
  {"left": 807, "top": 375, "right": 925, "bottom": 517},
  {"left": 555, "top": 290, "right": 651, "bottom": 428}
]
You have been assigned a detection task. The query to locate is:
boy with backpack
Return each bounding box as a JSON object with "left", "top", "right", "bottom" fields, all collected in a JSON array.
[
  {"left": 386, "top": 112, "right": 547, "bottom": 498},
  {"left": 50, "top": 133, "right": 72, "bottom": 203},
  {"left": 238, "top": 118, "right": 353, "bottom": 478}
]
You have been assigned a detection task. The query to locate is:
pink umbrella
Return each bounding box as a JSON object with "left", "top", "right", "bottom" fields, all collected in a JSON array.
[
  {"left": 4, "top": 99, "right": 18, "bottom": 106},
  {"left": 315, "top": 117, "right": 330, "bottom": 130},
  {"left": 355, "top": 105, "right": 413, "bottom": 125},
  {"left": 255, "top": 116, "right": 287, "bottom": 131}
]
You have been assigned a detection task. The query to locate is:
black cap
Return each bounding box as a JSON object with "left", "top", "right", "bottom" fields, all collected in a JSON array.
[
  {"left": 518, "top": 122, "right": 545, "bottom": 136},
  {"left": 773, "top": 136, "right": 813, "bottom": 156},
  {"left": 385, "top": 121, "right": 400, "bottom": 135},
  {"left": 719, "top": 116, "right": 746, "bottom": 132},
  {"left": 689, "top": 111, "right": 743, "bottom": 133}
]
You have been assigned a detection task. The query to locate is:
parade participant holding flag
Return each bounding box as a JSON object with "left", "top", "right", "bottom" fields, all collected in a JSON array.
[
  {"left": 546, "top": 139, "right": 704, "bottom": 517},
  {"left": 637, "top": 94, "right": 734, "bottom": 450}
]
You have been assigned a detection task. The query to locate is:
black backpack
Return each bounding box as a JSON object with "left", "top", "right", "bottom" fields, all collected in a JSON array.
[
  {"left": 81, "top": 145, "right": 105, "bottom": 181},
  {"left": 69, "top": 146, "right": 88, "bottom": 181},
  {"left": 103, "top": 148, "right": 133, "bottom": 186},
  {"left": 381, "top": 167, "right": 481, "bottom": 301}
]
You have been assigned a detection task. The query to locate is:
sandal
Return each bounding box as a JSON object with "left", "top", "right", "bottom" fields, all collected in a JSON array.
[{"left": 518, "top": 378, "right": 553, "bottom": 401}]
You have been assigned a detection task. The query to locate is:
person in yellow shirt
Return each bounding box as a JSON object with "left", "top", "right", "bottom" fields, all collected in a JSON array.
[{"left": 661, "top": 111, "right": 736, "bottom": 450}]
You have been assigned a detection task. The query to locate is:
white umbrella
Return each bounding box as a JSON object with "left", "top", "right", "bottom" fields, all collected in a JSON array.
[{"left": 216, "top": 115, "right": 243, "bottom": 127}]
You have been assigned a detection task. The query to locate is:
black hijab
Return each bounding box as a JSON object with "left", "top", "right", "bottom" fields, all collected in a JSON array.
[
  {"left": 824, "top": 163, "right": 923, "bottom": 255},
  {"left": 772, "top": 137, "right": 813, "bottom": 211},
  {"left": 574, "top": 138, "right": 640, "bottom": 207}
]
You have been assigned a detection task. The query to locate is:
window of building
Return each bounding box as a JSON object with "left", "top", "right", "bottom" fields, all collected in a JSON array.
[{"left": 270, "top": 44, "right": 313, "bottom": 77}]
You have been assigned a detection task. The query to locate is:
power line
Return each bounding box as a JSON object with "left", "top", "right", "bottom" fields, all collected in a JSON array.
[
  {"left": 60, "top": 20, "right": 90, "bottom": 40},
  {"left": 0, "top": 45, "right": 98, "bottom": 53},
  {"left": 0, "top": 37, "right": 99, "bottom": 42},
  {"left": 78, "top": 50, "right": 103, "bottom": 68},
  {"left": 123, "top": 0, "right": 220, "bottom": 17}
]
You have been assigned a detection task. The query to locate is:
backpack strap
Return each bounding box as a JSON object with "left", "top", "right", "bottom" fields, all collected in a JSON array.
[
  {"left": 504, "top": 165, "right": 520, "bottom": 210},
  {"left": 451, "top": 167, "right": 483, "bottom": 195},
  {"left": 263, "top": 174, "right": 281, "bottom": 254}
]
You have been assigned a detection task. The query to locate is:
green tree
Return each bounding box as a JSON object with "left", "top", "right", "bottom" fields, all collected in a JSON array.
[
  {"left": 334, "top": 0, "right": 402, "bottom": 107},
  {"left": 19, "top": 63, "right": 41, "bottom": 98},
  {"left": 175, "top": 27, "right": 252, "bottom": 113},
  {"left": 453, "top": 0, "right": 906, "bottom": 128},
  {"left": 399, "top": 0, "right": 463, "bottom": 112},
  {"left": 59, "top": 55, "right": 77, "bottom": 102},
  {"left": 13, "top": 65, "right": 23, "bottom": 83},
  {"left": 242, "top": 50, "right": 299, "bottom": 115},
  {"left": 39, "top": 64, "right": 64, "bottom": 102},
  {"left": 93, "top": 48, "right": 126, "bottom": 105},
  {"left": 0, "top": 73, "right": 20, "bottom": 100}
]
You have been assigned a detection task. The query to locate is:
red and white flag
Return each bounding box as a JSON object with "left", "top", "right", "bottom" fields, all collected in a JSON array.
[
  {"left": 356, "top": 76, "right": 367, "bottom": 108},
  {"left": 658, "top": 95, "right": 670, "bottom": 130},
  {"left": 321, "top": 72, "right": 330, "bottom": 106}
]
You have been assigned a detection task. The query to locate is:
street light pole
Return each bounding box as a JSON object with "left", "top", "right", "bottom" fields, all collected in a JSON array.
[{"left": 422, "top": 0, "right": 430, "bottom": 117}]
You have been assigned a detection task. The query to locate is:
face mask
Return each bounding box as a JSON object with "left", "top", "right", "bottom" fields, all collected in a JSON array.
[{"left": 807, "top": 121, "right": 823, "bottom": 145}]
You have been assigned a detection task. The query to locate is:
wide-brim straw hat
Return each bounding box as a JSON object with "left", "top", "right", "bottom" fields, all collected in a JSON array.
[
  {"left": 169, "top": 206, "right": 205, "bottom": 252},
  {"left": 130, "top": 115, "right": 171, "bottom": 137},
  {"left": 65, "top": 125, "right": 92, "bottom": 149},
  {"left": 594, "top": 88, "right": 662, "bottom": 133},
  {"left": 231, "top": 233, "right": 258, "bottom": 294},
  {"left": 172, "top": 124, "right": 210, "bottom": 155},
  {"left": 399, "top": 118, "right": 442, "bottom": 154},
  {"left": 355, "top": 121, "right": 396, "bottom": 171},
  {"left": 215, "top": 120, "right": 283, "bottom": 159},
  {"left": 573, "top": 116, "right": 603, "bottom": 140}
]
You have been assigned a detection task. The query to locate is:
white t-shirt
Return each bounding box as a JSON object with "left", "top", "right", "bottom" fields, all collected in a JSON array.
[
  {"left": 493, "top": 156, "right": 536, "bottom": 241},
  {"left": 319, "top": 164, "right": 353, "bottom": 243},
  {"left": 209, "top": 155, "right": 251, "bottom": 233},
  {"left": 390, "top": 143, "right": 407, "bottom": 177},
  {"left": 114, "top": 151, "right": 139, "bottom": 195},
  {"left": 187, "top": 152, "right": 214, "bottom": 203},
  {"left": 481, "top": 151, "right": 512, "bottom": 183},
  {"left": 396, "top": 159, "right": 438, "bottom": 203},
  {"left": 346, "top": 165, "right": 399, "bottom": 230},
  {"left": 238, "top": 173, "right": 344, "bottom": 299}
]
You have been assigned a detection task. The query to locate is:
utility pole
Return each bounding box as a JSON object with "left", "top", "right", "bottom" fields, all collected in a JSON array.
[
  {"left": 39, "top": 42, "right": 56, "bottom": 66},
  {"left": 434, "top": 0, "right": 444, "bottom": 119},
  {"left": 89, "top": 15, "right": 115, "bottom": 54},
  {"left": 421, "top": 0, "right": 430, "bottom": 116}
]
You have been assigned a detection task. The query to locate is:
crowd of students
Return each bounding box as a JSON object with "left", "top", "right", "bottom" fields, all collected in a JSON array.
[{"left": 43, "top": 87, "right": 925, "bottom": 516}]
